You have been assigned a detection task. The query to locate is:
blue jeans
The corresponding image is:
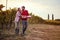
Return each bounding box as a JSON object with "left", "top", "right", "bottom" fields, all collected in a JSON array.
[{"left": 22, "top": 20, "right": 28, "bottom": 34}]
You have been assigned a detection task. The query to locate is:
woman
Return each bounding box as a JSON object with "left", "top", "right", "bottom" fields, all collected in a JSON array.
[{"left": 14, "top": 8, "right": 21, "bottom": 34}]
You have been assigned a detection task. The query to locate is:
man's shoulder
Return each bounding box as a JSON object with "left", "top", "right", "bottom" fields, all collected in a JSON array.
[{"left": 25, "top": 10, "right": 28, "bottom": 12}]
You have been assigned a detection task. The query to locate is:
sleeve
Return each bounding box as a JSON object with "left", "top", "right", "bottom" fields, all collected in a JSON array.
[{"left": 26, "top": 10, "right": 29, "bottom": 16}]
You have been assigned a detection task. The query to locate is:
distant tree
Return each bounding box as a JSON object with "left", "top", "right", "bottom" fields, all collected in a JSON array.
[
  {"left": 48, "top": 14, "right": 49, "bottom": 20},
  {"left": 52, "top": 14, "right": 54, "bottom": 20},
  {"left": 0, "top": 4, "right": 5, "bottom": 10}
]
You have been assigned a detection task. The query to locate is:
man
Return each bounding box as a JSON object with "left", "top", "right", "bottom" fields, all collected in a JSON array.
[{"left": 21, "top": 6, "right": 29, "bottom": 35}]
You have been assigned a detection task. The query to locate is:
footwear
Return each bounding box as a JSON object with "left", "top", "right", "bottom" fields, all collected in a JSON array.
[
  {"left": 21, "top": 33, "right": 25, "bottom": 36},
  {"left": 15, "top": 28, "right": 19, "bottom": 34}
]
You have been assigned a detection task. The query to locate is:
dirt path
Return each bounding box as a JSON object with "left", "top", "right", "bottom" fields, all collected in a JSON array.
[{"left": 0, "top": 24, "right": 60, "bottom": 40}]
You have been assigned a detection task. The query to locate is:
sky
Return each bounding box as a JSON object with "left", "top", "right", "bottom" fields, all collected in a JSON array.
[{"left": 0, "top": 0, "right": 60, "bottom": 20}]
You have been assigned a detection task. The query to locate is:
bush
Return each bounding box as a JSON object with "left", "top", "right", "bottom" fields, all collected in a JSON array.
[
  {"left": 28, "top": 14, "right": 44, "bottom": 24},
  {"left": 55, "top": 19, "right": 60, "bottom": 21},
  {"left": 45, "top": 20, "right": 60, "bottom": 25}
]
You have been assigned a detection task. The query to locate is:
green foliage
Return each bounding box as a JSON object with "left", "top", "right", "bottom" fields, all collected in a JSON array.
[
  {"left": 28, "top": 13, "right": 44, "bottom": 24},
  {"left": 0, "top": 4, "right": 5, "bottom": 10},
  {"left": 0, "top": 11, "right": 6, "bottom": 23},
  {"left": 4, "top": 8, "right": 16, "bottom": 24},
  {"left": 52, "top": 14, "right": 54, "bottom": 20},
  {"left": 45, "top": 20, "right": 60, "bottom": 25},
  {"left": 0, "top": 8, "right": 17, "bottom": 29},
  {"left": 55, "top": 19, "right": 60, "bottom": 21},
  {"left": 48, "top": 14, "right": 49, "bottom": 20}
]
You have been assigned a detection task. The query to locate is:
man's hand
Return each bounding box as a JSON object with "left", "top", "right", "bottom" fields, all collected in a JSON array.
[{"left": 21, "top": 15, "right": 27, "bottom": 18}]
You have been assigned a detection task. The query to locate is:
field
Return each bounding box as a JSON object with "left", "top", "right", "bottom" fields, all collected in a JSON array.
[{"left": 0, "top": 24, "right": 60, "bottom": 40}]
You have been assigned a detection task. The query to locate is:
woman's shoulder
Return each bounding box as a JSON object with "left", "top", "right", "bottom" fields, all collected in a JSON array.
[{"left": 17, "top": 11, "right": 21, "bottom": 13}]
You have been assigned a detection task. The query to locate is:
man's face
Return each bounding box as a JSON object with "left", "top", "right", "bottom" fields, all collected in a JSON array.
[{"left": 22, "top": 7, "right": 25, "bottom": 10}]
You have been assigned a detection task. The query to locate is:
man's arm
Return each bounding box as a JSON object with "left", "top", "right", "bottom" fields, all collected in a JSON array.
[
  {"left": 26, "top": 10, "right": 29, "bottom": 16},
  {"left": 26, "top": 10, "right": 31, "bottom": 18}
]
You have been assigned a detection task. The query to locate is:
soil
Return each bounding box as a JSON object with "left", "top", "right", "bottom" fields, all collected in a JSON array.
[{"left": 0, "top": 24, "right": 60, "bottom": 40}]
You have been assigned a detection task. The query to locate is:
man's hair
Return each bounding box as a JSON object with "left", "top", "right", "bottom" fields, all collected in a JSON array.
[{"left": 22, "top": 6, "right": 25, "bottom": 8}]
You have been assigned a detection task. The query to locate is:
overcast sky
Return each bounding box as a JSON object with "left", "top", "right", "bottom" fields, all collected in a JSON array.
[{"left": 0, "top": 0, "right": 60, "bottom": 19}]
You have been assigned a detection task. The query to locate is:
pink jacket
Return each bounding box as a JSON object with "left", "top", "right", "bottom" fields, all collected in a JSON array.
[{"left": 15, "top": 11, "right": 21, "bottom": 22}]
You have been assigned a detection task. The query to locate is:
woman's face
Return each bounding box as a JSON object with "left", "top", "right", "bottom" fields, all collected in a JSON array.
[
  {"left": 18, "top": 8, "right": 21, "bottom": 13},
  {"left": 18, "top": 8, "right": 20, "bottom": 11},
  {"left": 18, "top": 8, "right": 21, "bottom": 11}
]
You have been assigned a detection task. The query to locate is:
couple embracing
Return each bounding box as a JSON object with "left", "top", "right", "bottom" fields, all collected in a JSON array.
[{"left": 14, "top": 6, "right": 31, "bottom": 36}]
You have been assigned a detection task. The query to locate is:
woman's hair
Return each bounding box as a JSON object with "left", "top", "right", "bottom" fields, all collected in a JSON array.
[
  {"left": 17, "top": 8, "right": 21, "bottom": 13},
  {"left": 17, "top": 8, "right": 20, "bottom": 11}
]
